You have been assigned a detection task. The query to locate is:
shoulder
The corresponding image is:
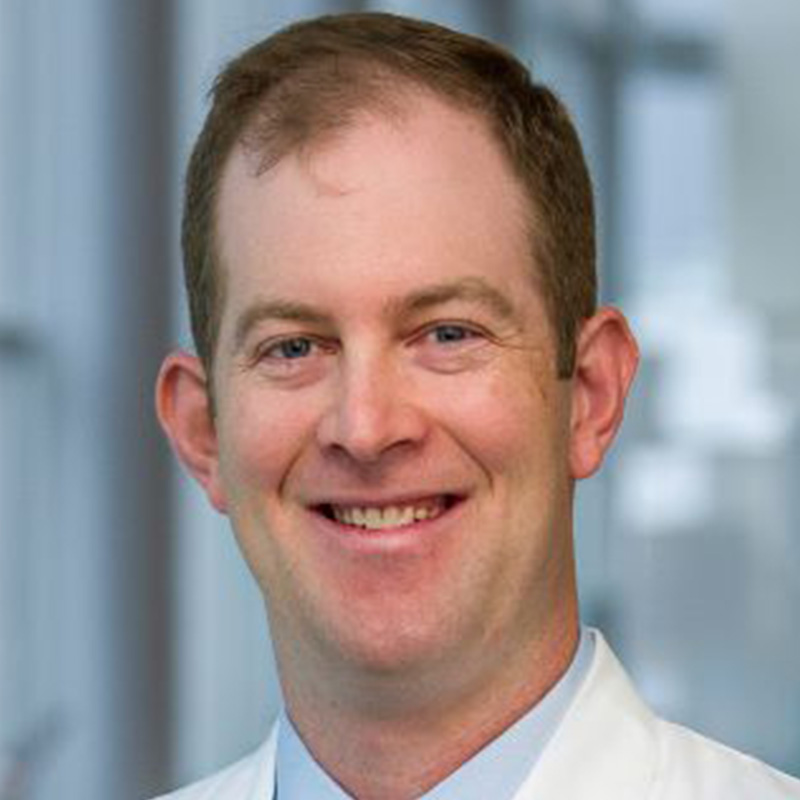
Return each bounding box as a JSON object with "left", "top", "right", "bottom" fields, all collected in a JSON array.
[
  {"left": 654, "top": 718, "right": 800, "bottom": 799},
  {"left": 149, "top": 753, "right": 257, "bottom": 800},
  {"left": 524, "top": 630, "right": 800, "bottom": 799},
  {"left": 149, "top": 727, "right": 277, "bottom": 800},
  {"left": 583, "top": 631, "right": 800, "bottom": 799}
]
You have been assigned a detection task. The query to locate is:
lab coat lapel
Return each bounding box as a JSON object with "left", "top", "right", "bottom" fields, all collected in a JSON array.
[
  {"left": 510, "top": 632, "right": 658, "bottom": 799},
  {"left": 243, "top": 723, "right": 278, "bottom": 800}
]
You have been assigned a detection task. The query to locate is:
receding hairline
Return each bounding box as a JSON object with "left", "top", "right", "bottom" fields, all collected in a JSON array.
[
  {"left": 186, "top": 24, "right": 595, "bottom": 382},
  {"left": 209, "top": 77, "right": 551, "bottom": 349},
  {"left": 233, "top": 70, "right": 504, "bottom": 180}
]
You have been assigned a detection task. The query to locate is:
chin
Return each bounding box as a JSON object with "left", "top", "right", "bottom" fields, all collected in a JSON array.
[
  {"left": 338, "top": 630, "right": 445, "bottom": 677},
  {"left": 316, "top": 599, "right": 484, "bottom": 686}
]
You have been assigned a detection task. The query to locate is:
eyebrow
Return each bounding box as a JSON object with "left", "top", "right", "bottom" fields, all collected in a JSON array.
[
  {"left": 393, "top": 277, "right": 519, "bottom": 323},
  {"left": 233, "top": 299, "right": 332, "bottom": 352},
  {"left": 231, "top": 277, "right": 521, "bottom": 353}
]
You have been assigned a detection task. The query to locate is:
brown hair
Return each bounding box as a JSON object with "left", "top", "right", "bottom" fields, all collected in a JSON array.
[{"left": 183, "top": 12, "right": 596, "bottom": 380}]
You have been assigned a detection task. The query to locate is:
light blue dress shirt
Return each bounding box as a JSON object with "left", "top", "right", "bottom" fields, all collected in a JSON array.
[{"left": 274, "top": 627, "right": 595, "bottom": 799}]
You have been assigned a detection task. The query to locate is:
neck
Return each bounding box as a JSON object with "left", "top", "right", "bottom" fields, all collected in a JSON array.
[{"left": 276, "top": 611, "right": 579, "bottom": 800}]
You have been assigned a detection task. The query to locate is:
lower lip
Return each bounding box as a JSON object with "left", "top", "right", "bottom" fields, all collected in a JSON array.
[{"left": 309, "top": 499, "right": 466, "bottom": 554}]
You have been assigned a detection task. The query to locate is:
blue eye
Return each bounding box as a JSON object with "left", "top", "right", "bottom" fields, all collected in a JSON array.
[
  {"left": 268, "top": 337, "right": 314, "bottom": 359},
  {"left": 431, "top": 324, "right": 474, "bottom": 344}
]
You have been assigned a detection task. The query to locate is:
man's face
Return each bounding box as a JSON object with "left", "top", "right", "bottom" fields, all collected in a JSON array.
[{"left": 209, "top": 94, "right": 578, "bottom": 682}]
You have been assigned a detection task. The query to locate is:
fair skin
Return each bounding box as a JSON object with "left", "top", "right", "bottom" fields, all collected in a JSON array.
[{"left": 157, "top": 92, "right": 638, "bottom": 799}]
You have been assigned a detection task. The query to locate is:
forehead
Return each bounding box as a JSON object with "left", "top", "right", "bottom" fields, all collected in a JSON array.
[{"left": 215, "top": 91, "right": 533, "bottom": 310}]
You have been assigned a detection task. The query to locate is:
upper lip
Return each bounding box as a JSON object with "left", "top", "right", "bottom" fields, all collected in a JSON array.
[{"left": 305, "top": 491, "right": 466, "bottom": 510}]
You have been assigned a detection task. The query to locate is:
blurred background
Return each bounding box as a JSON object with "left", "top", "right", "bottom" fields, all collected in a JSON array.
[{"left": 1, "top": 0, "right": 799, "bottom": 797}]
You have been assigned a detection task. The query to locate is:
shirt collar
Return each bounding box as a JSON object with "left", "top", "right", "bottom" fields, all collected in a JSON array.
[{"left": 275, "top": 627, "right": 595, "bottom": 800}]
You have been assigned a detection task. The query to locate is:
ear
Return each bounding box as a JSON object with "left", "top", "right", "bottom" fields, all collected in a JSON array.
[
  {"left": 155, "top": 351, "right": 228, "bottom": 513},
  {"left": 569, "top": 307, "right": 639, "bottom": 480}
]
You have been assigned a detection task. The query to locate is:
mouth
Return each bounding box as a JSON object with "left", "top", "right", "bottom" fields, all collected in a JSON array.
[{"left": 315, "top": 495, "right": 462, "bottom": 532}]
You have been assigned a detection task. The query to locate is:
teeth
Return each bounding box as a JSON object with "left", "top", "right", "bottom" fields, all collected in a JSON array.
[{"left": 331, "top": 499, "right": 446, "bottom": 530}]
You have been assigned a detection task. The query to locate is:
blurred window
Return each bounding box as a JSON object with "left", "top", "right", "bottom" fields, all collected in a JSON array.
[{"left": 0, "top": 2, "right": 59, "bottom": 793}]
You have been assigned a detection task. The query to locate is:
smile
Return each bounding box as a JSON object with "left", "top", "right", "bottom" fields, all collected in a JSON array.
[{"left": 318, "top": 496, "right": 458, "bottom": 531}]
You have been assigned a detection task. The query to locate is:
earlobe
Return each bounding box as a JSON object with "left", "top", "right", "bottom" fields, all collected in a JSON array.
[
  {"left": 155, "top": 351, "right": 229, "bottom": 513},
  {"left": 569, "top": 307, "right": 639, "bottom": 480}
]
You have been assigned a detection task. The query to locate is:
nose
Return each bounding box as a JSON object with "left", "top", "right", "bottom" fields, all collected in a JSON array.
[{"left": 316, "top": 350, "right": 428, "bottom": 464}]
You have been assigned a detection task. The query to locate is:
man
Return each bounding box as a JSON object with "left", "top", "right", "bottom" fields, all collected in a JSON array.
[{"left": 154, "top": 12, "right": 800, "bottom": 799}]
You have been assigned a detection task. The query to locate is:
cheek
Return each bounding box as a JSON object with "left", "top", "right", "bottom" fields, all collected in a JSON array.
[
  {"left": 214, "top": 388, "right": 324, "bottom": 591},
  {"left": 216, "top": 387, "right": 319, "bottom": 500},
  {"left": 431, "top": 361, "right": 567, "bottom": 477}
]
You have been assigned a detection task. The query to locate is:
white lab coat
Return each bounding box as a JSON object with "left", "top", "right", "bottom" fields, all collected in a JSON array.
[{"left": 153, "top": 632, "right": 800, "bottom": 799}]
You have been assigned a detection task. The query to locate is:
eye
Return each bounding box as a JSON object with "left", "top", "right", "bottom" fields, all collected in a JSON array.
[
  {"left": 248, "top": 333, "right": 337, "bottom": 386},
  {"left": 257, "top": 335, "right": 333, "bottom": 365},
  {"left": 266, "top": 336, "right": 315, "bottom": 360},
  {"left": 410, "top": 321, "right": 494, "bottom": 373},
  {"left": 426, "top": 323, "right": 481, "bottom": 345}
]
